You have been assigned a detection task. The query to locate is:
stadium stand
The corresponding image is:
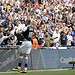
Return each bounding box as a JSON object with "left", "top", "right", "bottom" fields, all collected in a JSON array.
[
  {"left": 0, "top": 0, "right": 75, "bottom": 47},
  {"left": 0, "top": 0, "right": 75, "bottom": 72}
]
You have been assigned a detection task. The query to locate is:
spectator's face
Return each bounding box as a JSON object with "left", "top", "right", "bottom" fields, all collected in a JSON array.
[
  {"left": 49, "top": 15, "right": 53, "bottom": 20},
  {"left": 39, "top": 27, "right": 42, "bottom": 31},
  {"left": 0, "top": 27, "right": 3, "bottom": 33},
  {"left": 73, "top": 36, "right": 75, "bottom": 41},
  {"left": 8, "top": 25, "right": 12, "bottom": 31},
  {"left": 55, "top": 28, "right": 59, "bottom": 32},
  {"left": 52, "top": 27, "right": 55, "bottom": 31},
  {"left": 0, "top": 32, "right": 3, "bottom": 38}
]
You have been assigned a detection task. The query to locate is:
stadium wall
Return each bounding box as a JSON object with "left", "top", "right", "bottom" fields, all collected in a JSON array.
[
  {"left": 31, "top": 47, "right": 75, "bottom": 69},
  {"left": 0, "top": 47, "right": 75, "bottom": 71}
]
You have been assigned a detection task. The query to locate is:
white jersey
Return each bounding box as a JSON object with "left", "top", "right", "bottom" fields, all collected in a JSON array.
[
  {"left": 0, "top": 36, "right": 8, "bottom": 45},
  {"left": 53, "top": 31, "right": 60, "bottom": 43},
  {"left": 15, "top": 24, "right": 27, "bottom": 34}
]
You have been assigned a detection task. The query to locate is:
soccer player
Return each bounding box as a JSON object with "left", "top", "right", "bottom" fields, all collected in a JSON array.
[
  {"left": 18, "top": 39, "right": 32, "bottom": 73},
  {"left": 16, "top": 20, "right": 32, "bottom": 73}
]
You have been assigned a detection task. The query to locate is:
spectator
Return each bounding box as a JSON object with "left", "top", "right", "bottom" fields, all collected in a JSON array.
[
  {"left": 32, "top": 33, "right": 39, "bottom": 49},
  {"left": 44, "top": 33, "right": 54, "bottom": 47},
  {"left": 53, "top": 28, "right": 60, "bottom": 47},
  {"left": 67, "top": 31, "right": 73, "bottom": 46},
  {"left": 60, "top": 31, "right": 67, "bottom": 47},
  {"left": 71, "top": 36, "right": 75, "bottom": 46},
  {"left": 0, "top": 0, "right": 75, "bottom": 48}
]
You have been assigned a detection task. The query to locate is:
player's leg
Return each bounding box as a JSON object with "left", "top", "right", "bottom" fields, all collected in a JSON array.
[
  {"left": 21, "top": 54, "right": 29, "bottom": 73},
  {"left": 22, "top": 41, "right": 32, "bottom": 73},
  {"left": 17, "top": 55, "right": 23, "bottom": 71}
]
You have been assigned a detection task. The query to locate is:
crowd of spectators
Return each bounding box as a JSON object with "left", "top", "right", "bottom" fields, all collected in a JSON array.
[{"left": 0, "top": 0, "right": 75, "bottom": 48}]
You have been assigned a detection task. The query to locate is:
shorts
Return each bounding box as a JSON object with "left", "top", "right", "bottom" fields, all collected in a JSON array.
[{"left": 18, "top": 41, "right": 32, "bottom": 55}]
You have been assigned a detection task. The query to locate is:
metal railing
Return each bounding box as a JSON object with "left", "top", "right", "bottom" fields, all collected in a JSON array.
[{"left": 0, "top": 46, "right": 75, "bottom": 71}]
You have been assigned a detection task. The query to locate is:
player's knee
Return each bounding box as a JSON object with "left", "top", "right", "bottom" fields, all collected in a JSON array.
[
  {"left": 25, "top": 63, "right": 28, "bottom": 67},
  {"left": 18, "top": 63, "right": 21, "bottom": 67},
  {"left": 25, "top": 55, "right": 28, "bottom": 60}
]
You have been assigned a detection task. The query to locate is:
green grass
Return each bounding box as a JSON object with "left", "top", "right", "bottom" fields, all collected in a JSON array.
[{"left": 0, "top": 70, "right": 75, "bottom": 75}]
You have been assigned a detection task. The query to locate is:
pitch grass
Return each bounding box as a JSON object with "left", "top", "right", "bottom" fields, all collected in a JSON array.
[{"left": 0, "top": 70, "right": 75, "bottom": 75}]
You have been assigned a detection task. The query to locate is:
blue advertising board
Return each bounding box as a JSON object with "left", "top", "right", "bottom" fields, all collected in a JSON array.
[
  {"left": 30, "top": 47, "right": 75, "bottom": 69},
  {"left": 0, "top": 47, "right": 75, "bottom": 71}
]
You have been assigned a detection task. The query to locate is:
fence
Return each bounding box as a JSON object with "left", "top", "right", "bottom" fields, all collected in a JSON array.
[
  {"left": 31, "top": 47, "right": 75, "bottom": 69},
  {"left": 0, "top": 46, "right": 18, "bottom": 72},
  {"left": 0, "top": 47, "right": 75, "bottom": 71}
]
